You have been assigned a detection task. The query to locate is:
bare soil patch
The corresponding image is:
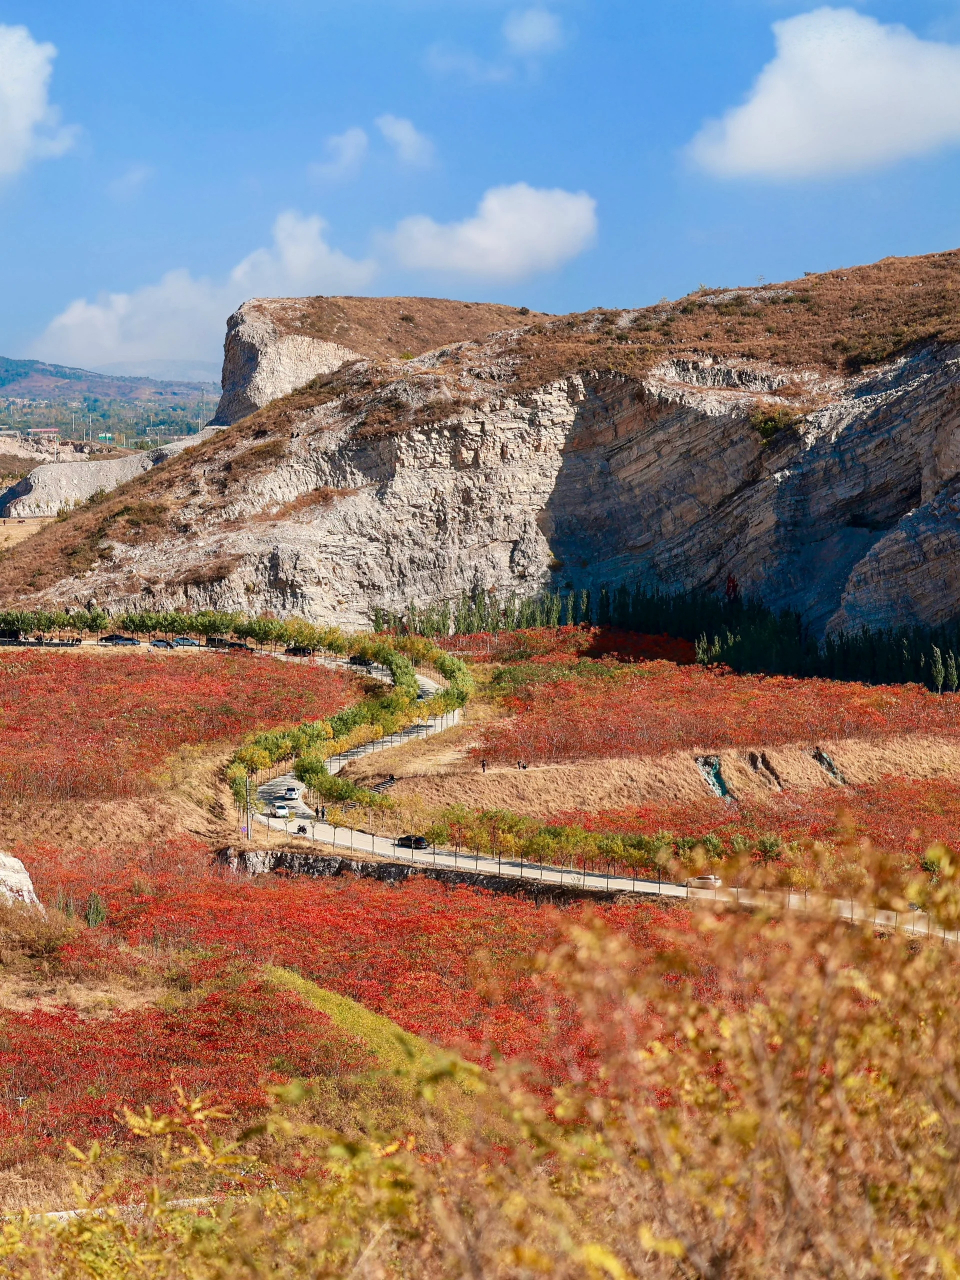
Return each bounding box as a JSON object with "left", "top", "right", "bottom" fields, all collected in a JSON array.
[
  {"left": 0, "top": 517, "right": 53, "bottom": 549},
  {"left": 0, "top": 975, "right": 164, "bottom": 1016},
  {"left": 378, "top": 733, "right": 960, "bottom": 819}
]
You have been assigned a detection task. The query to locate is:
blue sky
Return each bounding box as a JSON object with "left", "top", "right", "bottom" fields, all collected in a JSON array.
[{"left": 3, "top": 0, "right": 960, "bottom": 379}]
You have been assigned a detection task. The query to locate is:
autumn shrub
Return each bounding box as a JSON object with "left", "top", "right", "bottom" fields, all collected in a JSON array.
[
  {"left": 477, "top": 661, "right": 960, "bottom": 764},
  {"left": 0, "top": 901, "right": 77, "bottom": 962},
  {"left": 548, "top": 776, "right": 960, "bottom": 887},
  {"left": 0, "top": 650, "right": 359, "bottom": 801},
  {"left": 8, "top": 897, "right": 960, "bottom": 1277},
  {"left": 0, "top": 976, "right": 369, "bottom": 1156},
  {"left": 18, "top": 858, "right": 694, "bottom": 1081}
]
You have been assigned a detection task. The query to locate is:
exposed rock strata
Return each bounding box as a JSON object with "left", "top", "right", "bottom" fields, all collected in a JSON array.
[
  {"left": 213, "top": 301, "right": 361, "bottom": 426},
  {"left": 0, "top": 427, "right": 225, "bottom": 518},
  {"left": 11, "top": 248, "right": 960, "bottom": 633},
  {"left": 211, "top": 295, "right": 543, "bottom": 426},
  {"left": 15, "top": 334, "right": 960, "bottom": 635}
]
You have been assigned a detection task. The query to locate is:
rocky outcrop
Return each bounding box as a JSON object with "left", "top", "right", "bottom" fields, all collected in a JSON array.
[
  {"left": 212, "top": 301, "right": 360, "bottom": 426},
  {"left": 0, "top": 426, "right": 227, "bottom": 518},
  {"left": 210, "top": 295, "right": 545, "bottom": 427},
  {"left": 16, "top": 336, "right": 960, "bottom": 635},
  {"left": 12, "top": 249, "right": 960, "bottom": 635},
  {"left": 1, "top": 455, "right": 157, "bottom": 517},
  {"left": 0, "top": 852, "right": 41, "bottom": 906}
]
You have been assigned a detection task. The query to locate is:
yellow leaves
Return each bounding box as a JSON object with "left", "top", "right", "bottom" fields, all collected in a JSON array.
[
  {"left": 637, "top": 1227, "right": 686, "bottom": 1260},
  {"left": 576, "top": 1242, "right": 636, "bottom": 1277},
  {"left": 503, "top": 1243, "right": 556, "bottom": 1272}
]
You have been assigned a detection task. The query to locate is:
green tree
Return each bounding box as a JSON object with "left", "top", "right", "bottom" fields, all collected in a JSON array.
[{"left": 932, "top": 645, "right": 946, "bottom": 694}]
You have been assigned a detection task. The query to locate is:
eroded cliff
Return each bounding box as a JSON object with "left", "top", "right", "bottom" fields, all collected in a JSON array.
[{"left": 6, "top": 248, "right": 960, "bottom": 633}]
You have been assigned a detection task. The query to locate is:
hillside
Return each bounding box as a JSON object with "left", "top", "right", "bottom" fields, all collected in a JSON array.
[
  {"left": 0, "top": 356, "right": 219, "bottom": 403},
  {"left": 235, "top": 294, "right": 546, "bottom": 363},
  {"left": 5, "top": 247, "right": 960, "bottom": 633},
  {"left": 211, "top": 294, "right": 547, "bottom": 423}
]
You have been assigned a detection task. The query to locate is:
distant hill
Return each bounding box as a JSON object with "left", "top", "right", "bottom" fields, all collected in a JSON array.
[{"left": 0, "top": 357, "right": 219, "bottom": 403}]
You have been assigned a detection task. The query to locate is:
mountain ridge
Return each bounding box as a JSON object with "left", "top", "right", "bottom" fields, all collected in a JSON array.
[
  {"left": 0, "top": 356, "right": 219, "bottom": 402},
  {"left": 3, "top": 247, "right": 960, "bottom": 634}
]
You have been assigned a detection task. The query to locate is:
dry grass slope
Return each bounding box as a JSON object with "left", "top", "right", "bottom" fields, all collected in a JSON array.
[{"left": 253, "top": 294, "right": 548, "bottom": 361}]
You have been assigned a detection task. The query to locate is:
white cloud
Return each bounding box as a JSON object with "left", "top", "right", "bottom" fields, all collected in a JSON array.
[
  {"left": 307, "top": 126, "right": 368, "bottom": 182},
  {"left": 503, "top": 8, "right": 563, "bottom": 56},
  {"left": 0, "top": 23, "right": 77, "bottom": 179},
  {"left": 31, "top": 211, "right": 376, "bottom": 369},
  {"left": 375, "top": 114, "right": 434, "bottom": 167},
  {"left": 424, "top": 44, "right": 512, "bottom": 84},
  {"left": 107, "top": 163, "right": 154, "bottom": 201},
  {"left": 689, "top": 7, "right": 960, "bottom": 179},
  {"left": 388, "top": 182, "right": 596, "bottom": 280},
  {"left": 427, "top": 5, "right": 564, "bottom": 83}
]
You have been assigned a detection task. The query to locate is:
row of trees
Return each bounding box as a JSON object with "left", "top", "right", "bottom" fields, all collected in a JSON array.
[
  {"left": 0, "top": 607, "right": 473, "bottom": 702},
  {"left": 386, "top": 584, "right": 960, "bottom": 692},
  {"left": 216, "top": 622, "right": 474, "bottom": 812}
]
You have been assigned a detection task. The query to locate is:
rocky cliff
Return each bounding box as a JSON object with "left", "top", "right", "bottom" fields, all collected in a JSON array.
[
  {"left": 6, "top": 249, "right": 960, "bottom": 634},
  {"left": 211, "top": 295, "right": 542, "bottom": 425},
  {"left": 0, "top": 427, "right": 227, "bottom": 518}
]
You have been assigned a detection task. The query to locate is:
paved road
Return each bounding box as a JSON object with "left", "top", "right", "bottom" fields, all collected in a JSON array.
[
  {"left": 252, "top": 790, "right": 958, "bottom": 943},
  {"left": 70, "top": 636, "right": 956, "bottom": 945}
]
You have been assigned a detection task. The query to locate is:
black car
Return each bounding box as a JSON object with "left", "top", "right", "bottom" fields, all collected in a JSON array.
[
  {"left": 285, "top": 646, "right": 315, "bottom": 657},
  {"left": 98, "top": 634, "right": 141, "bottom": 646},
  {"left": 396, "top": 834, "right": 429, "bottom": 850},
  {"left": 205, "top": 636, "right": 230, "bottom": 649},
  {"left": 349, "top": 655, "right": 373, "bottom": 668}
]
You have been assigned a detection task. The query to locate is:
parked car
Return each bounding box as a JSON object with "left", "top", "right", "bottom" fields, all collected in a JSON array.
[
  {"left": 205, "top": 636, "right": 230, "bottom": 649},
  {"left": 271, "top": 803, "right": 291, "bottom": 819},
  {"left": 285, "top": 645, "right": 315, "bottom": 657},
  {"left": 227, "top": 641, "right": 250, "bottom": 652},
  {"left": 98, "top": 634, "right": 140, "bottom": 646},
  {"left": 151, "top": 639, "right": 174, "bottom": 649},
  {"left": 172, "top": 636, "right": 199, "bottom": 647},
  {"left": 349, "top": 655, "right": 373, "bottom": 668},
  {"left": 283, "top": 786, "right": 300, "bottom": 800},
  {"left": 396, "top": 834, "right": 429, "bottom": 850},
  {"left": 687, "top": 874, "right": 722, "bottom": 890}
]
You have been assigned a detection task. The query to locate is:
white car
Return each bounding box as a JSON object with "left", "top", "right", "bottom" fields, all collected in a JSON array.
[
  {"left": 283, "top": 786, "right": 300, "bottom": 800},
  {"left": 687, "top": 874, "right": 722, "bottom": 890},
  {"left": 271, "top": 803, "right": 291, "bottom": 819}
]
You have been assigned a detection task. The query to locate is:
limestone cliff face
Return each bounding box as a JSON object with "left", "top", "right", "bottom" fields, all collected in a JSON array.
[
  {"left": 0, "top": 427, "right": 227, "bottom": 518},
  {"left": 210, "top": 294, "right": 543, "bottom": 426},
  {"left": 23, "top": 334, "right": 960, "bottom": 635},
  {"left": 211, "top": 301, "right": 360, "bottom": 426}
]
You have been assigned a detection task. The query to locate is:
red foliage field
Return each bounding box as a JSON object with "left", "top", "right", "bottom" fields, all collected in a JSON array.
[
  {"left": 477, "top": 662, "right": 960, "bottom": 763},
  {"left": 554, "top": 775, "right": 960, "bottom": 868},
  {"left": 0, "top": 849, "right": 705, "bottom": 1156},
  {"left": 105, "top": 875, "right": 692, "bottom": 1071},
  {"left": 0, "top": 975, "right": 366, "bottom": 1153},
  {"left": 439, "top": 626, "right": 695, "bottom": 665},
  {"left": 18, "top": 841, "right": 698, "bottom": 1077},
  {"left": 0, "top": 650, "right": 359, "bottom": 801}
]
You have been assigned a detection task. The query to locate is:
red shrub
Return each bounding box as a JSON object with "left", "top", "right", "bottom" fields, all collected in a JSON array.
[
  {"left": 554, "top": 776, "right": 960, "bottom": 872},
  {"left": 0, "top": 979, "right": 367, "bottom": 1152},
  {"left": 86, "top": 874, "right": 695, "bottom": 1078},
  {"left": 438, "top": 626, "right": 695, "bottom": 665},
  {"left": 477, "top": 663, "right": 960, "bottom": 763},
  {"left": 0, "top": 651, "right": 358, "bottom": 800}
]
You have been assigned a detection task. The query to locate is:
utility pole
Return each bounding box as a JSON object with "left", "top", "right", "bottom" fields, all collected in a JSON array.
[{"left": 245, "top": 774, "right": 252, "bottom": 842}]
